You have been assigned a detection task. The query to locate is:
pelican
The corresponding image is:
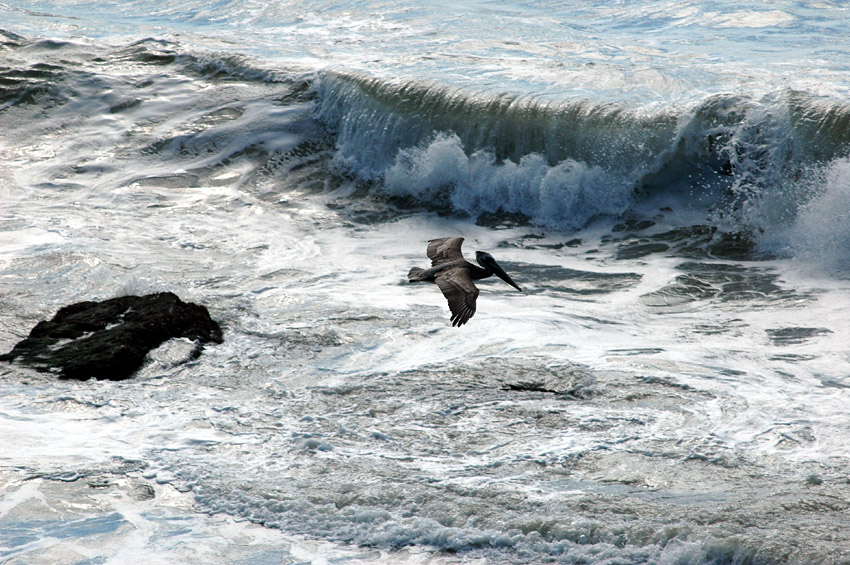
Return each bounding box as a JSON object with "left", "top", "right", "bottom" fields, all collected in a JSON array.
[{"left": 408, "top": 237, "right": 522, "bottom": 326}]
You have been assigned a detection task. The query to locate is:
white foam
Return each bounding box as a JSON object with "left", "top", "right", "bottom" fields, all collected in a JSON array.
[
  {"left": 0, "top": 473, "right": 434, "bottom": 565},
  {"left": 383, "top": 134, "right": 627, "bottom": 229},
  {"left": 703, "top": 9, "right": 795, "bottom": 28},
  {"left": 768, "top": 157, "right": 850, "bottom": 274},
  {"left": 3, "top": 7, "right": 850, "bottom": 562}
]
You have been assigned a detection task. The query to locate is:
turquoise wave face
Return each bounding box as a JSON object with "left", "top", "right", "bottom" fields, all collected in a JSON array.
[{"left": 314, "top": 71, "right": 850, "bottom": 244}]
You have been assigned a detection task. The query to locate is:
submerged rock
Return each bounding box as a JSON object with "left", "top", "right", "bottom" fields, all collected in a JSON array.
[{"left": 0, "top": 292, "right": 223, "bottom": 380}]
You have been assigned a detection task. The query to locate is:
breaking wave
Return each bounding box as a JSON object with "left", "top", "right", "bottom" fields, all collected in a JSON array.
[
  {"left": 314, "top": 72, "right": 850, "bottom": 260},
  {"left": 4, "top": 29, "right": 848, "bottom": 265}
]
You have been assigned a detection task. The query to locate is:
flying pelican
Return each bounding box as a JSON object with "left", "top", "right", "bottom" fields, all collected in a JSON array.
[{"left": 408, "top": 237, "right": 522, "bottom": 326}]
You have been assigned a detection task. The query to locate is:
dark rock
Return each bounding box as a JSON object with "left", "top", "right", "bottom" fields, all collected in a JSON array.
[{"left": 0, "top": 292, "right": 223, "bottom": 380}]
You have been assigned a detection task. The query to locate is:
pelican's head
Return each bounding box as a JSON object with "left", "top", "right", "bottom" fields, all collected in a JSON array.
[{"left": 476, "top": 251, "right": 522, "bottom": 291}]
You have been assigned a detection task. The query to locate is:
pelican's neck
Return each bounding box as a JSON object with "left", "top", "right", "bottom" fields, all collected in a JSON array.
[{"left": 470, "top": 261, "right": 492, "bottom": 279}]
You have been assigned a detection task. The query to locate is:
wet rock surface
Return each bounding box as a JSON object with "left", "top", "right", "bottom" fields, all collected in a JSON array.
[{"left": 0, "top": 292, "right": 223, "bottom": 380}]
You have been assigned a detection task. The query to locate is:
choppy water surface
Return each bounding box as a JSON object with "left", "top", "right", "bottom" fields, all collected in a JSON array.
[{"left": 2, "top": 2, "right": 850, "bottom": 563}]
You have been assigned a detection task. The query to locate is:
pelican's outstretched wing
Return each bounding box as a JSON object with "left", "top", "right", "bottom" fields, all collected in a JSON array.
[
  {"left": 435, "top": 267, "right": 479, "bottom": 327},
  {"left": 427, "top": 237, "right": 465, "bottom": 267}
]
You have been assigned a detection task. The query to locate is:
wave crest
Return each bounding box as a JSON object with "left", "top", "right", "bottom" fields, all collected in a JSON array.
[
  {"left": 315, "top": 72, "right": 850, "bottom": 249},
  {"left": 383, "top": 133, "right": 624, "bottom": 228}
]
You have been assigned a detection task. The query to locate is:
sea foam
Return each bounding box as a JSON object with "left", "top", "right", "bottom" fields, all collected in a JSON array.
[{"left": 315, "top": 71, "right": 850, "bottom": 258}]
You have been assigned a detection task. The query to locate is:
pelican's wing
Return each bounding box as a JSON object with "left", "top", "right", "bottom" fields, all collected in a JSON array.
[
  {"left": 435, "top": 267, "right": 479, "bottom": 327},
  {"left": 426, "top": 237, "right": 465, "bottom": 266}
]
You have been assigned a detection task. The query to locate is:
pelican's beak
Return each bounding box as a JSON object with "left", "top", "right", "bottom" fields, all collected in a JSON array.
[{"left": 491, "top": 260, "right": 522, "bottom": 292}]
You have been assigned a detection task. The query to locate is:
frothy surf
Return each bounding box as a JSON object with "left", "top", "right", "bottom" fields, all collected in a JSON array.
[
  {"left": 316, "top": 71, "right": 850, "bottom": 262},
  {"left": 2, "top": 2, "right": 850, "bottom": 563}
]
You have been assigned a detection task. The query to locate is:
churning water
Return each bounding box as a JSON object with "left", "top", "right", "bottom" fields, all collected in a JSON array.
[{"left": 2, "top": 1, "right": 850, "bottom": 563}]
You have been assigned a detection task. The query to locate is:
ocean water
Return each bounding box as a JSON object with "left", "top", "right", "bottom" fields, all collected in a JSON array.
[{"left": 2, "top": 1, "right": 850, "bottom": 563}]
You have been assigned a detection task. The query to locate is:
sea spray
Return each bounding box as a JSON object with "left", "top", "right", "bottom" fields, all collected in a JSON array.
[
  {"left": 315, "top": 72, "right": 850, "bottom": 246},
  {"left": 383, "top": 134, "right": 623, "bottom": 228}
]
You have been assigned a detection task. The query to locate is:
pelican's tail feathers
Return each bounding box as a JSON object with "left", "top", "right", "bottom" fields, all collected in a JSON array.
[{"left": 408, "top": 267, "right": 427, "bottom": 282}]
